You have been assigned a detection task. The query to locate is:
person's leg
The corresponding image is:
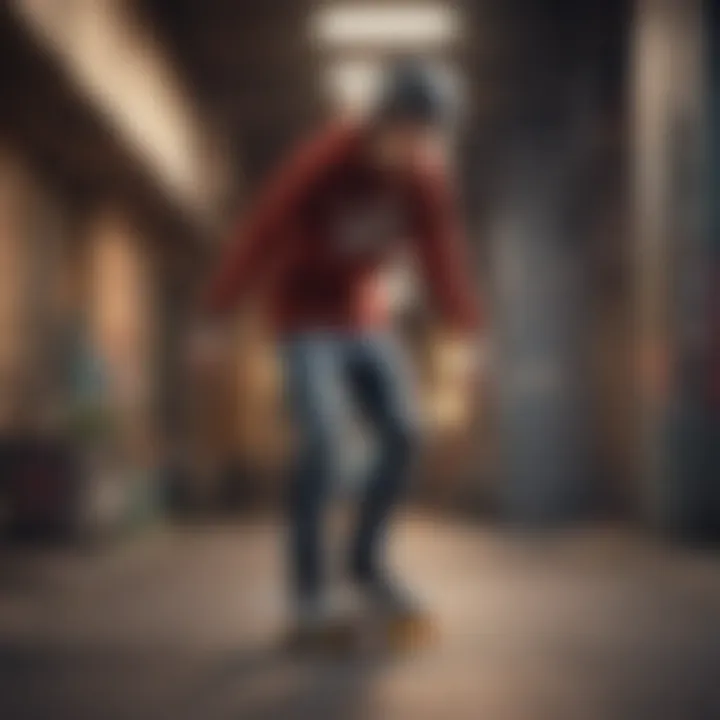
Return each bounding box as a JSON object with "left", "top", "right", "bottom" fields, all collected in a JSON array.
[
  {"left": 345, "top": 333, "right": 421, "bottom": 584},
  {"left": 282, "top": 335, "right": 347, "bottom": 616}
]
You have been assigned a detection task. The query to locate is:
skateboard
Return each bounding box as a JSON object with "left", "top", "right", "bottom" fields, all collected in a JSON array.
[{"left": 282, "top": 609, "right": 438, "bottom": 656}]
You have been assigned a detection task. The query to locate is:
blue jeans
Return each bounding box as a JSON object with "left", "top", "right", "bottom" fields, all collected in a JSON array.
[{"left": 282, "top": 331, "right": 420, "bottom": 603}]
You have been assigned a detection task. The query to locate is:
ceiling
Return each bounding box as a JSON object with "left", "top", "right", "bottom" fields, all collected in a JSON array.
[{"left": 141, "top": 0, "right": 628, "bottom": 220}]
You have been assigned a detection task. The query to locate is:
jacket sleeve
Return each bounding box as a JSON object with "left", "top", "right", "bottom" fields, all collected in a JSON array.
[
  {"left": 409, "top": 165, "right": 481, "bottom": 332},
  {"left": 202, "top": 123, "right": 353, "bottom": 316}
]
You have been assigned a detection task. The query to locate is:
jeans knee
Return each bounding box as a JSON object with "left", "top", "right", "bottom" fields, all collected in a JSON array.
[{"left": 290, "top": 427, "right": 339, "bottom": 509}]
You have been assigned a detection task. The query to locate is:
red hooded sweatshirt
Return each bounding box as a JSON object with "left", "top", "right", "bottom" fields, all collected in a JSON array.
[{"left": 204, "top": 122, "right": 479, "bottom": 334}]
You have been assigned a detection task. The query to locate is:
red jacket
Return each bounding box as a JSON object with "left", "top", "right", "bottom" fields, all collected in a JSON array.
[{"left": 204, "top": 122, "right": 479, "bottom": 334}]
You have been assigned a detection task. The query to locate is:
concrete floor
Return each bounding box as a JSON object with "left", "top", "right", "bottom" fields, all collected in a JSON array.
[{"left": 1, "top": 514, "right": 720, "bottom": 720}]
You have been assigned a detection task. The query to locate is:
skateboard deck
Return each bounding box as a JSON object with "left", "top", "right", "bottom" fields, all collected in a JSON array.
[{"left": 282, "top": 610, "right": 438, "bottom": 657}]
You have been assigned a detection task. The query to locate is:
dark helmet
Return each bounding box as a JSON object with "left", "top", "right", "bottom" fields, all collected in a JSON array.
[{"left": 373, "top": 60, "right": 454, "bottom": 127}]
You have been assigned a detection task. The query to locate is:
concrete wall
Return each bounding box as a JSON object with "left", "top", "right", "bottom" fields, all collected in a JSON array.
[
  {"left": 0, "top": 149, "right": 34, "bottom": 429},
  {"left": 0, "top": 147, "right": 70, "bottom": 431},
  {"left": 0, "top": 147, "right": 160, "bottom": 452},
  {"left": 84, "top": 207, "right": 157, "bottom": 466}
]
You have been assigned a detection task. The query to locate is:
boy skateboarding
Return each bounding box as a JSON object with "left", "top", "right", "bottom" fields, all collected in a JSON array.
[{"left": 197, "top": 62, "right": 482, "bottom": 651}]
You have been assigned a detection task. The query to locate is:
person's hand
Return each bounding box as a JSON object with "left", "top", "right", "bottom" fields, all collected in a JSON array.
[
  {"left": 429, "top": 331, "right": 487, "bottom": 432},
  {"left": 438, "top": 332, "right": 491, "bottom": 389}
]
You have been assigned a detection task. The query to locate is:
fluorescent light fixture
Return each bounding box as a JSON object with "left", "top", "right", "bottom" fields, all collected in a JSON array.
[{"left": 312, "top": 3, "right": 460, "bottom": 48}]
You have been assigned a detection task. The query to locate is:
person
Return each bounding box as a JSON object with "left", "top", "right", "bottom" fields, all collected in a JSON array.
[{"left": 196, "top": 61, "right": 482, "bottom": 646}]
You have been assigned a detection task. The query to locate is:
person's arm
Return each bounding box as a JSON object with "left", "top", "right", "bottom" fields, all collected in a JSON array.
[
  {"left": 410, "top": 164, "right": 490, "bottom": 413},
  {"left": 409, "top": 164, "right": 481, "bottom": 334},
  {"left": 203, "top": 122, "right": 355, "bottom": 316}
]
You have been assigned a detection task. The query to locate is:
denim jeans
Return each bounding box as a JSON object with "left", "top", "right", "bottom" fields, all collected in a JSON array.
[{"left": 281, "top": 330, "right": 420, "bottom": 604}]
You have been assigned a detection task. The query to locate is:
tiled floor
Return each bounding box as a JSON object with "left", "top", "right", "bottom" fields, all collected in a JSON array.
[{"left": 1, "top": 514, "right": 720, "bottom": 719}]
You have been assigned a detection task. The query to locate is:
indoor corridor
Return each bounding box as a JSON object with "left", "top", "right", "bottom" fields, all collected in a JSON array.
[{"left": 2, "top": 0, "right": 720, "bottom": 718}]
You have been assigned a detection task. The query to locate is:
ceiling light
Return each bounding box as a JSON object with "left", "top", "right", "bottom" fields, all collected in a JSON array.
[{"left": 312, "top": 3, "right": 460, "bottom": 49}]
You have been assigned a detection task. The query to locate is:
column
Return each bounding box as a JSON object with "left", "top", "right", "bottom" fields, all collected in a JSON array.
[{"left": 632, "top": 0, "right": 711, "bottom": 536}]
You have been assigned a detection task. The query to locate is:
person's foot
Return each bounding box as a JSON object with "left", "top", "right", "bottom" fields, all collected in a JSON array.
[
  {"left": 283, "top": 598, "right": 357, "bottom": 654},
  {"left": 351, "top": 567, "right": 421, "bottom": 619}
]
